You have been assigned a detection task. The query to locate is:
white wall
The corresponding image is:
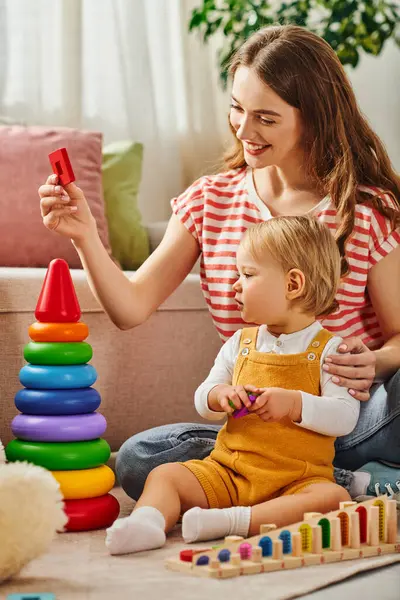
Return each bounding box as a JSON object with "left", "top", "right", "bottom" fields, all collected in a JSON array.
[{"left": 347, "top": 39, "right": 400, "bottom": 171}]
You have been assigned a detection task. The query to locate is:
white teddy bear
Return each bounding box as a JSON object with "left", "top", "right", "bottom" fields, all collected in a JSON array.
[{"left": 0, "top": 437, "right": 67, "bottom": 583}]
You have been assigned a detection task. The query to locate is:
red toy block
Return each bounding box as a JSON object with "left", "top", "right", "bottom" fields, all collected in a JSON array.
[
  {"left": 35, "top": 258, "right": 81, "bottom": 323},
  {"left": 179, "top": 548, "right": 212, "bottom": 562},
  {"left": 49, "top": 147, "right": 75, "bottom": 186},
  {"left": 179, "top": 549, "right": 196, "bottom": 562}
]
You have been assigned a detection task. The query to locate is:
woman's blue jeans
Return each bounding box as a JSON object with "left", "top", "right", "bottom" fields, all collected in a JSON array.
[{"left": 116, "top": 370, "right": 400, "bottom": 500}]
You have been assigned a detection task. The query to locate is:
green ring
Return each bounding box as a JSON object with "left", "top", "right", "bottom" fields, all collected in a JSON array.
[
  {"left": 6, "top": 438, "right": 110, "bottom": 470},
  {"left": 24, "top": 342, "right": 93, "bottom": 365}
]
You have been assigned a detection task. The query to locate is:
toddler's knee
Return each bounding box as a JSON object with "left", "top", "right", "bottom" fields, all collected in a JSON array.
[{"left": 147, "top": 463, "right": 182, "bottom": 482}]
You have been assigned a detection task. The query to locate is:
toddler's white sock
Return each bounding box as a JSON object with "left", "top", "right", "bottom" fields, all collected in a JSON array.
[
  {"left": 182, "top": 506, "right": 251, "bottom": 543},
  {"left": 105, "top": 506, "right": 166, "bottom": 555}
]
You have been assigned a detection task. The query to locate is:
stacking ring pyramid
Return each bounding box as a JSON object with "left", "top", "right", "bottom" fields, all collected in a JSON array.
[{"left": 6, "top": 258, "right": 120, "bottom": 531}]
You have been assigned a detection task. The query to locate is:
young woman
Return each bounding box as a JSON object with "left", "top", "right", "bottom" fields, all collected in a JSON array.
[{"left": 38, "top": 25, "right": 400, "bottom": 503}]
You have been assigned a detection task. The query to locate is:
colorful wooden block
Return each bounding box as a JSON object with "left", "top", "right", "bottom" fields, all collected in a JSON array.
[
  {"left": 166, "top": 496, "right": 399, "bottom": 579},
  {"left": 49, "top": 147, "right": 75, "bottom": 186}
]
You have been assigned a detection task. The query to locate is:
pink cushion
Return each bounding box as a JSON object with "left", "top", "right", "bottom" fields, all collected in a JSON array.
[{"left": 0, "top": 126, "right": 112, "bottom": 268}]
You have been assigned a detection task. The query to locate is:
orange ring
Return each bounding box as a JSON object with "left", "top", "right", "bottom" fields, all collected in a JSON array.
[{"left": 29, "top": 322, "right": 89, "bottom": 342}]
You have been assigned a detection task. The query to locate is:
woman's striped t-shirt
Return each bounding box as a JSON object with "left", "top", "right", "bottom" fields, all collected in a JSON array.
[{"left": 171, "top": 167, "right": 400, "bottom": 347}]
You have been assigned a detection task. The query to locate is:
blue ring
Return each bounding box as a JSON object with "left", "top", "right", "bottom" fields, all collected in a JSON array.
[
  {"left": 15, "top": 388, "right": 101, "bottom": 415},
  {"left": 20, "top": 364, "right": 97, "bottom": 389}
]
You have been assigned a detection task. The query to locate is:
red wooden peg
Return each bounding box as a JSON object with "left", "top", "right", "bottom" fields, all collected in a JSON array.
[{"left": 49, "top": 147, "right": 75, "bottom": 186}]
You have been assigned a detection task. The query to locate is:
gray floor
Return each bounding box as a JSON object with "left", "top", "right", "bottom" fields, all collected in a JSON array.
[{"left": 303, "top": 562, "right": 400, "bottom": 599}]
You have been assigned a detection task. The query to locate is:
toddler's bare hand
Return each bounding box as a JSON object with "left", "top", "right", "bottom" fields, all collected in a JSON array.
[{"left": 249, "top": 387, "right": 301, "bottom": 423}]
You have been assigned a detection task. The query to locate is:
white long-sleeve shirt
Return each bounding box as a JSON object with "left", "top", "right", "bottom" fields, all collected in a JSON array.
[{"left": 195, "top": 321, "right": 360, "bottom": 437}]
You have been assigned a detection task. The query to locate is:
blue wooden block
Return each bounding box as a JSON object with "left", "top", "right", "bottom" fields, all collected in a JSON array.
[{"left": 7, "top": 594, "right": 56, "bottom": 600}]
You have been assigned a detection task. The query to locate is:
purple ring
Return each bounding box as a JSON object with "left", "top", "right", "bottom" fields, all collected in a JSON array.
[{"left": 11, "top": 413, "right": 107, "bottom": 442}]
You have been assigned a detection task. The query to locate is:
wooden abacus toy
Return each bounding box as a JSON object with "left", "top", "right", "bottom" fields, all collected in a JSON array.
[{"left": 166, "top": 495, "right": 399, "bottom": 579}]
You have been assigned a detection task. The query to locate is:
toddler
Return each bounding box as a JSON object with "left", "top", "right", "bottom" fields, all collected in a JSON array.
[{"left": 106, "top": 216, "right": 360, "bottom": 555}]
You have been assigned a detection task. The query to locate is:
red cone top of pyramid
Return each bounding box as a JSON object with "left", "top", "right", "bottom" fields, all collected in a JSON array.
[{"left": 35, "top": 259, "right": 81, "bottom": 323}]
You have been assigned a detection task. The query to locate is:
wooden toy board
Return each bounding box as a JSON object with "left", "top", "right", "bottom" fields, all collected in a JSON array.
[{"left": 165, "top": 495, "right": 399, "bottom": 579}]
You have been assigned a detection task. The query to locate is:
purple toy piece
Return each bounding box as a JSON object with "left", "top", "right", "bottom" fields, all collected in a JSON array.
[
  {"left": 11, "top": 412, "right": 107, "bottom": 442},
  {"left": 232, "top": 393, "right": 258, "bottom": 419}
]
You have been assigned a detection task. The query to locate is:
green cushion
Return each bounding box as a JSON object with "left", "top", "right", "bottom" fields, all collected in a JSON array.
[{"left": 102, "top": 141, "right": 150, "bottom": 270}]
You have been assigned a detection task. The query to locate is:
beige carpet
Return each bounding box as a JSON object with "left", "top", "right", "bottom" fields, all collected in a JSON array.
[{"left": 1, "top": 488, "right": 400, "bottom": 600}]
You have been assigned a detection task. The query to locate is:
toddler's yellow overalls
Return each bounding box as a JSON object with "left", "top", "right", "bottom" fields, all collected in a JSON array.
[{"left": 182, "top": 326, "right": 336, "bottom": 508}]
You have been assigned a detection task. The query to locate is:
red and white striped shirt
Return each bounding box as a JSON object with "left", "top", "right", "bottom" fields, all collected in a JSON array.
[{"left": 171, "top": 167, "right": 400, "bottom": 347}]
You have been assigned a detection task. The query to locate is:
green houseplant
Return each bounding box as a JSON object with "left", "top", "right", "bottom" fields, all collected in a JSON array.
[{"left": 189, "top": 0, "right": 400, "bottom": 85}]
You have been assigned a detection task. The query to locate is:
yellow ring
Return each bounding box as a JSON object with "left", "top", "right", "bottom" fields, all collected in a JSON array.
[
  {"left": 51, "top": 465, "right": 115, "bottom": 499},
  {"left": 29, "top": 322, "right": 89, "bottom": 342}
]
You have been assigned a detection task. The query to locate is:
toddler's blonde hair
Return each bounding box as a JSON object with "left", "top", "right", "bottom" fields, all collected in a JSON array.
[{"left": 240, "top": 216, "right": 341, "bottom": 317}]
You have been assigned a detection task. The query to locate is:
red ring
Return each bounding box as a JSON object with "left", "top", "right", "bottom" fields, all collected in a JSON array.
[{"left": 63, "top": 494, "right": 120, "bottom": 532}]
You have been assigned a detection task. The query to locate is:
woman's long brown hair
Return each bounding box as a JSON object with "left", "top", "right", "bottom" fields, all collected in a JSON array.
[{"left": 224, "top": 25, "right": 400, "bottom": 275}]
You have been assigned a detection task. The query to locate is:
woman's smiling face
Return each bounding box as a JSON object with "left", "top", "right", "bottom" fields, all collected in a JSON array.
[{"left": 229, "top": 66, "right": 304, "bottom": 169}]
